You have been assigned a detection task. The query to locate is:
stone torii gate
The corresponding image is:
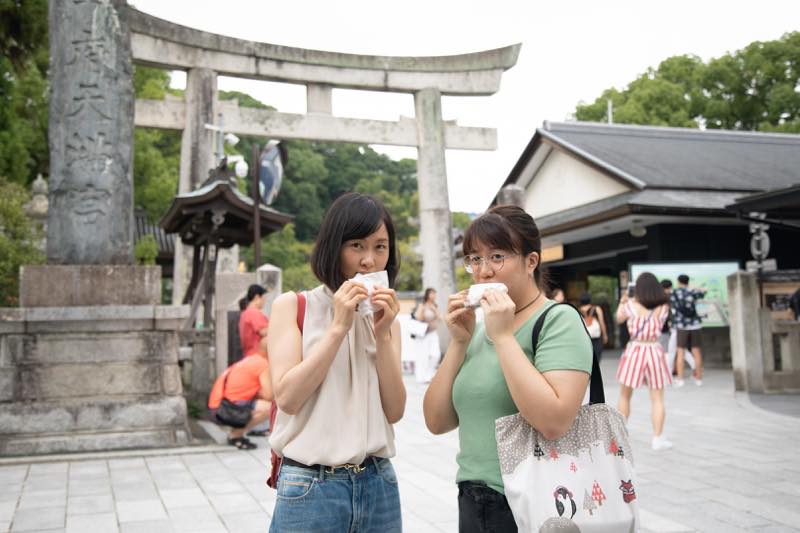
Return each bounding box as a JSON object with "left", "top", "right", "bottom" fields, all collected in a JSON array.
[{"left": 128, "top": 6, "right": 520, "bottom": 308}]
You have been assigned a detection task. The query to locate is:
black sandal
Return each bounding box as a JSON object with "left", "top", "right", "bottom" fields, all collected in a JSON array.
[{"left": 227, "top": 437, "right": 257, "bottom": 450}]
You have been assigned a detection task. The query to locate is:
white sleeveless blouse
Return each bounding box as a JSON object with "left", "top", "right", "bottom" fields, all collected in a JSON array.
[{"left": 268, "top": 285, "right": 396, "bottom": 465}]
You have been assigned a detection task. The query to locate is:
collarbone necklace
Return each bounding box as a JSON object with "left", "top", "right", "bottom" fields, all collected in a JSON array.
[{"left": 515, "top": 290, "right": 543, "bottom": 315}]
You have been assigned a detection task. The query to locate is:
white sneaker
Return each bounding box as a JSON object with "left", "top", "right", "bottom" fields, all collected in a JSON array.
[
  {"left": 673, "top": 378, "right": 685, "bottom": 388},
  {"left": 694, "top": 378, "right": 703, "bottom": 386},
  {"left": 651, "top": 435, "right": 673, "bottom": 451}
]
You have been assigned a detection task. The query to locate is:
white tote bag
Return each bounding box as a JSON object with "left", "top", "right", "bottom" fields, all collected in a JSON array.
[{"left": 495, "top": 303, "right": 639, "bottom": 533}]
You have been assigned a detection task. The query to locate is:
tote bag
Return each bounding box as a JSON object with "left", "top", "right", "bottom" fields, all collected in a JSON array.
[{"left": 495, "top": 303, "right": 639, "bottom": 533}]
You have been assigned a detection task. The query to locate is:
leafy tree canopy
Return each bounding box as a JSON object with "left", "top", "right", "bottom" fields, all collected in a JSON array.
[
  {"left": 575, "top": 32, "right": 800, "bottom": 133},
  {"left": 0, "top": 0, "right": 48, "bottom": 186}
]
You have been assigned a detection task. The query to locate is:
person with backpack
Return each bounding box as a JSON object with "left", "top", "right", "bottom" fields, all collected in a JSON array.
[
  {"left": 207, "top": 336, "right": 272, "bottom": 450},
  {"left": 423, "top": 205, "right": 592, "bottom": 532},
  {"left": 669, "top": 274, "right": 706, "bottom": 387},
  {"left": 266, "top": 192, "right": 405, "bottom": 532},
  {"left": 615, "top": 272, "right": 673, "bottom": 451},
  {"left": 578, "top": 292, "right": 608, "bottom": 362}
]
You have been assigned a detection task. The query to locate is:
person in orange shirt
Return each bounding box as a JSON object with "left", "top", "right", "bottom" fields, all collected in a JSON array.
[
  {"left": 208, "top": 337, "right": 272, "bottom": 449},
  {"left": 239, "top": 284, "right": 269, "bottom": 358}
]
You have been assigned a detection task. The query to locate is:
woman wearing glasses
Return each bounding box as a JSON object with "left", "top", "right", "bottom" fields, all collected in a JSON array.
[{"left": 423, "top": 205, "right": 592, "bottom": 533}]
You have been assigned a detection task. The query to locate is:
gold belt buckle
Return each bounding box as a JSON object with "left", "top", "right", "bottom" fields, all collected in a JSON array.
[{"left": 326, "top": 462, "right": 366, "bottom": 474}]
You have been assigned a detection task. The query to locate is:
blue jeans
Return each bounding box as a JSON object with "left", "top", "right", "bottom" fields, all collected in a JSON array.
[{"left": 269, "top": 457, "right": 401, "bottom": 533}]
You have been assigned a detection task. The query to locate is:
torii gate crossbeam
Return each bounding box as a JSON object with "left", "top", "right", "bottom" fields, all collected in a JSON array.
[{"left": 127, "top": 5, "right": 520, "bottom": 313}]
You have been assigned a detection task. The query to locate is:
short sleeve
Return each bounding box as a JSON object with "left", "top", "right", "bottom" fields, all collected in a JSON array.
[
  {"left": 248, "top": 310, "right": 269, "bottom": 333},
  {"left": 658, "top": 304, "right": 669, "bottom": 322},
  {"left": 534, "top": 305, "right": 593, "bottom": 374}
]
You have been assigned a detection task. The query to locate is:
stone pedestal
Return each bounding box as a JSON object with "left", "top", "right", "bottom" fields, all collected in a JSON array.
[
  {"left": 20, "top": 265, "right": 161, "bottom": 307},
  {"left": 213, "top": 265, "right": 282, "bottom": 378},
  {"left": 0, "top": 304, "right": 190, "bottom": 456},
  {"left": 728, "top": 271, "right": 800, "bottom": 393}
]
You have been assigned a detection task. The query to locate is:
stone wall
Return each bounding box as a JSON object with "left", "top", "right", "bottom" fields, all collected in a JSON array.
[{"left": 0, "top": 305, "right": 191, "bottom": 456}]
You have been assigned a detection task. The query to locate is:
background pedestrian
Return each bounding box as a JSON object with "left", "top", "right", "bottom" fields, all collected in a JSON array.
[{"left": 615, "top": 272, "right": 673, "bottom": 451}]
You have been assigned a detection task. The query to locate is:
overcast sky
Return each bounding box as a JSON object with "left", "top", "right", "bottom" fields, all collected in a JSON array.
[{"left": 132, "top": 0, "right": 800, "bottom": 213}]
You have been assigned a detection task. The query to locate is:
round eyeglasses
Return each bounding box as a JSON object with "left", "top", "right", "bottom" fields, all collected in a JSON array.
[{"left": 463, "top": 253, "right": 510, "bottom": 274}]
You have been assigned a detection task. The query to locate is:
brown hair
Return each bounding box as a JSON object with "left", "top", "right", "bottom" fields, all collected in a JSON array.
[
  {"left": 423, "top": 287, "right": 436, "bottom": 303},
  {"left": 635, "top": 272, "right": 669, "bottom": 309},
  {"left": 462, "top": 205, "right": 545, "bottom": 286},
  {"left": 310, "top": 192, "right": 399, "bottom": 291}
]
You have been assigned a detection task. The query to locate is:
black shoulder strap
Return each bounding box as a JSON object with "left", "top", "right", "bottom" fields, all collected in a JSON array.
[{"left": 531, "top": 302, "right": 605, "bottom": 405}]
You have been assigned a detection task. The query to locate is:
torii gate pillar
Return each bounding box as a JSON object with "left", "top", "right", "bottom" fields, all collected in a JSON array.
[{"left": 415, "top": 88, "right": 455, "bottom": 310}]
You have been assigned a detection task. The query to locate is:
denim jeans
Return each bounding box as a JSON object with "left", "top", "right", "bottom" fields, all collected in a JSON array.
[
  {"left": 458, "top": 481, "right": 517, "bottom": 533},
  {"left": 269, "top": 457, "right": 401, "bottom": 533}
]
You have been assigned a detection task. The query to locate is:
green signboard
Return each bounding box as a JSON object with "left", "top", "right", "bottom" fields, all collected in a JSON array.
[{"left": 629, "top": 262, "right": 740, "bottom": 327}]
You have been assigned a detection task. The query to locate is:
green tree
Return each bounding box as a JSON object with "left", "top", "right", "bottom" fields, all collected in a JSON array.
[
  {"left": 0, "top": 0, "right": 48, "bottom": 72},
  {"left": 0, "top": 0, "right": 49, "bottom": 186},
  {"left": 703, "top": 33, "right": 800, "bottom": 131},
  {"left": 132, "top": 66, "right": 182, "bottom": 222},
  {"left": 134, "top": 234, "right": 158, "bottom": 265},
  {"left": 575, "top": 33, "right": 800, "bottom": 133},
  {"left": 394, "top": 240, "right": 422, "bottom": 292},
  {"left": 0, "top": 176, "right": 44, "bottom": 305}
]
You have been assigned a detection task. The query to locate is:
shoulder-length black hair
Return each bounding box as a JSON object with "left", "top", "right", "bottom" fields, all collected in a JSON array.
[
  {"left": 635, "top": 271, "right": 669, "bottom": 309},
  {"left": 310, "top": 192, "right": 399, "bottom": 291},
  {"left": 462, "top": 204, "right": 546, "bottom": 287}
]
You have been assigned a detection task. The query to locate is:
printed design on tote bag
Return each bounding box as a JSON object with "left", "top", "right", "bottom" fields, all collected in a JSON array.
[
  {"left": 553, "top": 486, "right": 577, "bottom": 519},
  {"left": 582, "top": 489, "right": 596, "bottom": 516},
  {"left": 608, "top": 438, "right": 625, "bottom": 458},
  {"left": 539, "top": 516, "right": 582, "bottom": 532},
  {"left": 496, "top": 404, "right": 633, "bottom": 475},
  {"left": 619, "top": 480, "right": 636, "bottom": 503},
  {"left": 496, "top": 401, "right": 639, "bottom": 531},
  {"left": 591, "top": 481, "right": 606, "bottom": 507}
]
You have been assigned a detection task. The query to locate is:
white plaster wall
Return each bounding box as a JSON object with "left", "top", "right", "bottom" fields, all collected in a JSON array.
[{"left": 523, "top": 150, "right": 631, "bottom": 218}]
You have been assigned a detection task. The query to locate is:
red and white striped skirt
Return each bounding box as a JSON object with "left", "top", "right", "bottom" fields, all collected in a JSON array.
[{"left": 616, "top": 340, "right": 672, "bottom": 389}]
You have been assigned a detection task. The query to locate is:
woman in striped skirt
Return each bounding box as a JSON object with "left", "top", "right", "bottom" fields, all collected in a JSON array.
[{"left": 615, "top": 272, "right": 673, "bottom": 451}]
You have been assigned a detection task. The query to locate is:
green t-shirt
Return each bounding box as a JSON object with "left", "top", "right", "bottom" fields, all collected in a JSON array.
[{"left": 452, "top": 301, "right": 592, "bottom": 494}]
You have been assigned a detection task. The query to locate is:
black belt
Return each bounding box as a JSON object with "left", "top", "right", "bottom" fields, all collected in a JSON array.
[{"left": 282, "top": 456, "right": 377, "bottom": 474}]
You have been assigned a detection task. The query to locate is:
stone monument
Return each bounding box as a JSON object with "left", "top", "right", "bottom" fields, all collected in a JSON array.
[
  {"left": 0, "top": 0, "right": 190, "bottom": 456},
  {"left": 48, "top": 0, "right": 134, "bottom": 265}
]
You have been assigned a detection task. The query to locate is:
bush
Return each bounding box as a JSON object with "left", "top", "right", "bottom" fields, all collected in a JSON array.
[
  {"left": 0, "top": 176, "right": 44, "bottom": 306},
  {"left": 134, "top": 234, "right": 158, "bottom": 266}
]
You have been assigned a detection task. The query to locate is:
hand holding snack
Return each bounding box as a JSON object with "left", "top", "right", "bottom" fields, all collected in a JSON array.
[
  {"left": 464, "top": 283, "right": 508, "bottom": 308},
  {"left": 351, "top": 270, "right": 390, "bottom": 317}
]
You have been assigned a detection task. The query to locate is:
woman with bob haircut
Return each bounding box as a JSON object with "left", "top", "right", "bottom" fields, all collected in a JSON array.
[
  {"left": 423, "top": 205, "right": 592, "bottom": 532},
  {"left": 267, "top": 192, "right": 406, "bottom": 532},
  {"left": 615, "top": 271, "right": 673, "bottom": 451}
]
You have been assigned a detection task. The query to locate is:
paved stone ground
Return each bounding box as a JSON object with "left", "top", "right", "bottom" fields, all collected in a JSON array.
[{"left": 1, "top": 353, "right": 799, "bottom": 532}]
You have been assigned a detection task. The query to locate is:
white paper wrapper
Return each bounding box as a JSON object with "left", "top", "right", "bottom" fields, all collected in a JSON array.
[
  {"left": 352, "top": 270, "right": 389, "bottom": 316},
  {"left": 465, "top": 283, "right": 508, "bottom": 308}
]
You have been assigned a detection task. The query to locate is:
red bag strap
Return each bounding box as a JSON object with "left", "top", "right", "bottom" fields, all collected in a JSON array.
[
  {"left": 267, "top": 291, "right": 305, "bottom": 490},
  {"left": 296, "top": 291, "right": 306, "bottom": 332}
]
